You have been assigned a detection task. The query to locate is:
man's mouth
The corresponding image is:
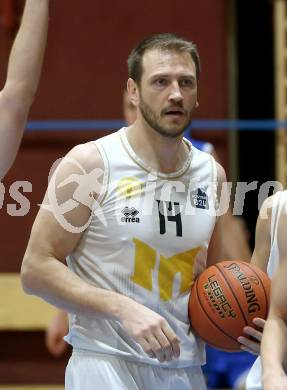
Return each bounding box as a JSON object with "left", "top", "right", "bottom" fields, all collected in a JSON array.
[{"left": 164, "top": 108, "right": 185, "bottom": 116}]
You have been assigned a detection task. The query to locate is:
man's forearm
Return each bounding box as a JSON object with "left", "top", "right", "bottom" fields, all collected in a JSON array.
[
  {"left": 261, "top": 315, "right": 287, "bottom": 381},
  {"left": 3, "top": 0, "right": 49, "bottom": 105},
  {"left": 0, "top": 0, "right": 49, "bottom": 180},
  {"left": 21, "top": 254, "right": 130, "bottom": 321}
]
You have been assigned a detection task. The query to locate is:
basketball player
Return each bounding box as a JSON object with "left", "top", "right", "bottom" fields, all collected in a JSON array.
[
  {"left": 0, "top": 0, "right": 49, "bottom": 180},
  {"left": 45, "top": 92, "right": 253, "bottom": 366},
  {"left": 241, "top": 191, "right": 287, "bottom": 390},
  {"left": 261, "top": 249, "right": 287, "bottom": 388},
  {"left": 21, "top": 33, "right": 257, "bottom": 389},
  {"left": 261, "top": 193, "right": 287, "bottom": 390},
  {"left": 44, "top": 90, "right": 221, "bottom": 357},
  {"left": 45, "top": 90, "right": 216, "bottom": 357}
]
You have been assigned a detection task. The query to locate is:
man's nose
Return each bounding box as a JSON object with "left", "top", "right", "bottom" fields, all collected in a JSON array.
[{"left": 168, "top": 82, "right": 183, "bottom": 103}]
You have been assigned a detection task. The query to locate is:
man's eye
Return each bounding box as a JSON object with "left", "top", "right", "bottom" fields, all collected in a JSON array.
[
  {"left": 180, "top": 79, "right": 194, "bottom": 87},
  {"left": 155, "top": 78, "right": 167, "bottom": 86}
]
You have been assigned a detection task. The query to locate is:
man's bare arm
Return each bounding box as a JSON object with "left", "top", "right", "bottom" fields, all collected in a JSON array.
[
  {"left": 261, "top": 202, "right": 287, "bottom": 390},
  {"left": 250, "top": 195, "right": 273, "bottom": 271},
  {"left": 236, "top": 195, "right": 273, "bottom": 354},
  {"left": 0, "top": 0, "right": 49, "bottom": 179},
  {"left": 21, "top": 143, "right": 122, "bottom": 317},
  {"left": 207, "top": 161, "right": 226, "bottom": 266}
]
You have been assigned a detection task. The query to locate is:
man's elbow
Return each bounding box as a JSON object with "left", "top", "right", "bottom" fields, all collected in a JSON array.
[
  {"left": 2, "top": 81, "right": 36, "bottom": 111},
  {"left": 21, "top": 254, "right": 39, "bottom": 295}
]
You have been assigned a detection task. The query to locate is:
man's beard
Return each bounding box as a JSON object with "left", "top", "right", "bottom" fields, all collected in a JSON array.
[{"left": 139, "top": 96, "right": 194, "bottom": 139}]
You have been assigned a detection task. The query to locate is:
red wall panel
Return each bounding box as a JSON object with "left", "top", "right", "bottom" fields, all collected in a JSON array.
[
  {"left": 30, "top": 0, "right": 227, "bottom": 119},
  {"left": 0, "top": 0, "right": 228, "bottom": 272}
]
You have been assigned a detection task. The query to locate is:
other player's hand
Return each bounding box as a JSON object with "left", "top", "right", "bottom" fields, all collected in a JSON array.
[
  {"left": 45, "top": 310, "right": 69, "bottom": 357},
  {"left": 119, "top": 300, "right": 181, "bottom": 363},
  {"left": 237, "top": 317, "right": 265, "bottom": 355}
]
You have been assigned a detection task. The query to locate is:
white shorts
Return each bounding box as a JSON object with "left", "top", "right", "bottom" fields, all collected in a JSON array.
[
  {"left": 245, "top": 357, "right": 263, "bottom": 390},
  {"left": 65, "top": 350, "right": 207, "bottom": 390}
]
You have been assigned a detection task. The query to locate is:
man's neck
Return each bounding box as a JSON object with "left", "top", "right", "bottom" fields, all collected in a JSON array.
[{"left": 125, "top": 121, "right": 189, "bottom": 174}]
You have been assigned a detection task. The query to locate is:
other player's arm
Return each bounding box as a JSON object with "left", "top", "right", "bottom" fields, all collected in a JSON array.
[
  {"left": 238, "top": 196, "right": 273, "bottom": 354},
  {"left": 206, "top": 162, "right": 226, "bottom": 267},
  {"left": 192, "top": 162, "right": 226, "bottom": 277},
  {"left": 0, "top": 0, "right": 49, "bottom": 180},
  {"left": 21, "top": 144, "right": 180, "bottom": 363},
  {"left": 250, "top": 195, "right": 273, "bottom": 271},
  {"left": 261, "top": 205, "right": 287, "bottom": 390},
  {"left": 207, "top": 150, "right": 251, "bottom": 262}
]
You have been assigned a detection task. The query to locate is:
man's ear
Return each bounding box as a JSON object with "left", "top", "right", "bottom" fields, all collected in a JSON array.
[{"left": 127, "top": 78, "right": 140, "bottom": 107}]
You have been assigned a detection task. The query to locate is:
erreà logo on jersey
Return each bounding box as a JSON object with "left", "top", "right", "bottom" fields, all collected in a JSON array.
[
  {"left": 191, "top": 187, "right": 209, "bottom": 209},
  {"left": 121, "top": 207, "right": 140, "bottom": 223}
]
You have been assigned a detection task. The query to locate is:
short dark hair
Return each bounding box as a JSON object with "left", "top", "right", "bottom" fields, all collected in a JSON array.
[{"left": 127, "top": 33, "right": 201, "bottom": 85}]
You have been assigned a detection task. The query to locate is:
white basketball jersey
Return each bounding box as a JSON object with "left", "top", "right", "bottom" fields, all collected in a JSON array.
[
  {"left": 65, "top": 128, "right": 218, "bottom": 368},
  {"left": 246, "top": 190, "right": 287, "bottom": 389}
]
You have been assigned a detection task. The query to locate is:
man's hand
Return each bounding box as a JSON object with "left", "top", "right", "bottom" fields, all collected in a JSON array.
[
  {"left": 237, "top": 317, "right": 265, "bottom": 355},
  {"left": 119, "top": 299, "right": 181, "bottom": 363}
]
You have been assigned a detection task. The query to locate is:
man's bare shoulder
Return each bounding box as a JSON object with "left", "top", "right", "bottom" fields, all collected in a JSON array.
[
  {"left": 250, "top": 193, "right": 281, "bottom": 270},
  {"left": 215, "top": 161, "right": 226, "bottom": 182},
  {"left": 66, "top": 141, "right": 104, "bottom": 174},
  {"left": 259, "top": 192, "right": 281, "bottom": 222},
  {"left": 255, "top": 193, "right": 279, "bottom": 236}
]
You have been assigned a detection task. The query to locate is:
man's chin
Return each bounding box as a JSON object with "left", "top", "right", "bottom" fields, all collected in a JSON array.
[
  {"left": 163, "top": 117, "right": 190, "bottom": 131},
  {"left": 161, "top": 121, "right": 189, "bottom": 137},
  {"left": 155, "top": 126, "right": 186, "bottom": 139}
]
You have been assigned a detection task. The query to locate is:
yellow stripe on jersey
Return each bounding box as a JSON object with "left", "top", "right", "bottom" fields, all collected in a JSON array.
[
  {"left": 159, "top": 246, "right": 201, "bottom": 301},
  {"left": 131, "top": 238, "right": 156, "bottom": 291},
  {"left": 131, "top": 238, "right": 201, "bottom": 301}
]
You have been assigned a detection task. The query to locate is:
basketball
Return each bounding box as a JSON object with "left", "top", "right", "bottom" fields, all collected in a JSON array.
[{"left": 189, "top": 260, "right": 270, "bottom": 351}]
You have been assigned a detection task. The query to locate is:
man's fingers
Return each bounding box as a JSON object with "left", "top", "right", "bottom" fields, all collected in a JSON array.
[
  {"left": 147, "top": 334, "right": 166, "bottom": 362},
  {"left": 243, "top": 325, "right": 263, "bottom": 341},
  {"left": 139, "top": 338, "right": 156, "bottom": 359},
  {"left": 238, "top": 335, "right": 260, "bottom": 355},
  {"left": 240, "top": 344, "right": 259, "bottom": 355},
  {"left": 140, "top": 327, "right": 177, "bottom": 362},
  {"left": 138, "top": 333, "right": 166, "bottom": 362},
  {"left": 162, "top": 323, "right": 181, "bottom": 358},
  {"left": 153, "top": 330, "right": 173, "bottom": 361},
  {"left": 237, "top": 321, "right": 264, "bottom": 356},
  {"left": 252, "top": 317, "right": 266, "bottom": 329}
]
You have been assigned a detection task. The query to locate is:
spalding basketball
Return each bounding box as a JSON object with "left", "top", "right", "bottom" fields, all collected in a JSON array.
[{"left": 189, "top": 260, "right": 270, "bottom": 351}]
